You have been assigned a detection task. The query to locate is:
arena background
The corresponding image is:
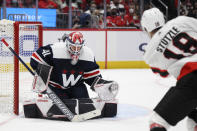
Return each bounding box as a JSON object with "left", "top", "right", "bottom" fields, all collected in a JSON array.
[{"left": 43, "top": 29, "right": 150, "bottom": 69}]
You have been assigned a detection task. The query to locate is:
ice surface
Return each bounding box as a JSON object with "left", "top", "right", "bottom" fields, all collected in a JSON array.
[{"left": 0, "top": 69, "right": 188, "bottom": 131}]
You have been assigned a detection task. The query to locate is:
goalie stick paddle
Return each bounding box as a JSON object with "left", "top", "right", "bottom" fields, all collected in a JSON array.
[{"left": 1, "top": 38, "right": 101, "bottom": 122}]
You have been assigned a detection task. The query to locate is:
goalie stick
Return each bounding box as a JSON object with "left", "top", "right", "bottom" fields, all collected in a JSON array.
[{"left": 1, "top": 38, "right": 101, "bottom": 122}]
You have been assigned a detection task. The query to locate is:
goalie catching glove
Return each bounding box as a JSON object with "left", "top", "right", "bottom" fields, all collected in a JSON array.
[{"left": 91, "top": 77, "right": 119, "bottom": 101}]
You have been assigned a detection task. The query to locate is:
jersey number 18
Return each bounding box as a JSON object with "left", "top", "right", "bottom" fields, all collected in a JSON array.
[{"left": 164, "top": 33, "right": 197, "bottom": 60}]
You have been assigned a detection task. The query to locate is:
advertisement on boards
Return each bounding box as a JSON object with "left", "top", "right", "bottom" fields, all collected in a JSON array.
[{"left": 1, "top": 8, "right": 56, "bottom": 27}]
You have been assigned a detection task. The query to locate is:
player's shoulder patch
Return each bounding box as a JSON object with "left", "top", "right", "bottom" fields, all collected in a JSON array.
[{"left": 79, "top": 46, "right": 95, "bottom": 62}]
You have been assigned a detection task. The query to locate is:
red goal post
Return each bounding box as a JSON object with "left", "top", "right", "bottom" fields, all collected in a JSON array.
[{"left": 0, "top": 20, "right": 43, "bottom": 115}]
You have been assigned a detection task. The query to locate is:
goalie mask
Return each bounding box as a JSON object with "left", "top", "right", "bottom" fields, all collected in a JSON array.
[{"left": 66, "top": 32, "right": 85, "bottom": 65}]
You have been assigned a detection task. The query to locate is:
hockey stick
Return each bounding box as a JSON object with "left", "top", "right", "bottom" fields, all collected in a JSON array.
[{"left": 1, "top": 38, "right": 101, "bottom": 122}]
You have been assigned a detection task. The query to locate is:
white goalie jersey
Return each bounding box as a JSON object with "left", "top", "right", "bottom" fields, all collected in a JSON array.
[{"left": 144, "top": 16, "right": 197, "bottom": 80}]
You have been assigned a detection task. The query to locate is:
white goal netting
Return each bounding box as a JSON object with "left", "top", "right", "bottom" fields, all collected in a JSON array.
[{"left": 0, "top": 19, "right": 42, "bottom": 114}]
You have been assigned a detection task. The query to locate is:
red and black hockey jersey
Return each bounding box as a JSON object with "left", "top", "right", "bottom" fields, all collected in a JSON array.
[{"left": 144, "top": 16, "right": 197, "bottom": 80}]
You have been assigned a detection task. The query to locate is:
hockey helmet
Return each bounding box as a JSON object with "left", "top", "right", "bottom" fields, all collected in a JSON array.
[
  {"left": 141, "top": 8, "right": 165, "bottom": 33},
  {"left": 66, "top": 32, "right": 85, "bottom": 56}
]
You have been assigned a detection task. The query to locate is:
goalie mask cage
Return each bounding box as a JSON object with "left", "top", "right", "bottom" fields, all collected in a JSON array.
[{"left": 0, "top": 20, "right": 43, "bottom": 115}]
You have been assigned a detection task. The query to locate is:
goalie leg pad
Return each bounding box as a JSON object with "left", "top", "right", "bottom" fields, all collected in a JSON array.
[
  {"left": 102, "top": 102, "right": 117, "bottom": 117},
  {"left": 23, "top": 98, "right": 117, "bottom": 120},
  {"left": 47, "top": 99, "right": 117, "bottom": 118},
  {"left": 23, "top": 103, "right": 43, "bottom": 118},
  {"left": 78, "top": 99, "right": 117, "bottom": 117}
]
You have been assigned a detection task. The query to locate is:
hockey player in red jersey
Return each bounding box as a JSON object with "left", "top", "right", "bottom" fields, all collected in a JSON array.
[
  {"left": 23, "top": 32, "right": 119, "bottom": 121},
  {"left": 141, "top": 8, "right": 197, "bottom": 131}
]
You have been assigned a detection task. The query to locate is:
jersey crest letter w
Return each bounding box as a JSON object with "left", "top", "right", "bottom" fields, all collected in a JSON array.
[{"left": 62, "top": 74, "right": 81, "bottom": 87}]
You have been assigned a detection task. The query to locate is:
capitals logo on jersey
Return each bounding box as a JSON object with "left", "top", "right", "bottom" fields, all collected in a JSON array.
[
  {"left": 62, "top": 74, "right": 81, "bottom": 87},
  {"left": 62, "top": 70, "right": 83, "bottom": 88}
]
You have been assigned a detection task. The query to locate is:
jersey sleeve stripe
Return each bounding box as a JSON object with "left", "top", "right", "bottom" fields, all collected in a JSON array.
[
  {"left": 31, "top": 52, "right": 48, "bottom": 65},
  {"left": 83, "top": 70, "right": 100, "bottom": 79},
  {"left": 32, "top": 52, "right": 42, "bottom": 62},
  {"left": 49, "top": 81, "right": 65, "bottom": 89},
  {"left": 83, "top": 69, "right": 99, "bottom": 74}
]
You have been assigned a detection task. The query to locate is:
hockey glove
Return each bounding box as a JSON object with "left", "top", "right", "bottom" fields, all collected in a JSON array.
[
  {"left": 32, "top": 63, "right": 53, "bottom": 93},
  {"left": 32, "top": 73, "right": 48, "bottom": 93},
  {"left": 92, "top": 77, "right": 119, "bottom": 101}
]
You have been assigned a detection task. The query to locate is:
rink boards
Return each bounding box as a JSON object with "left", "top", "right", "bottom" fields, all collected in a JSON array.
[
  {"left": 43, "top": 29, "right": 150, "bottom": 69},
  {"left": 0, "top": 29, "right": 150, "bottom": 71}
]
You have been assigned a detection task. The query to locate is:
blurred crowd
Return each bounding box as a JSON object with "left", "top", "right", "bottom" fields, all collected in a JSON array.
[
  {"left": 70, "top": 0, "right": 142, "bottom": 29},
  {"left": 0, "top": 0, "right": 197, "bottom": 29},
  {"left": 179, "top": 0, "right": 197, "bottom": 18}
]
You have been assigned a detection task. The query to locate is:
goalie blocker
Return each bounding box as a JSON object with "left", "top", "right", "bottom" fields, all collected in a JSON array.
[{"left": 23, "top": 97, "right": 117, "bottom": 120}]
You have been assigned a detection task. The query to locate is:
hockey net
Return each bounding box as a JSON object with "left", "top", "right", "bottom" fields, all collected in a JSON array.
[{"left": 0, "top": 19, "right": 43, "bottom": 115}]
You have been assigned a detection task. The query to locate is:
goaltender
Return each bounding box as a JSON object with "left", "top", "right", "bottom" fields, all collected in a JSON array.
[{"left": 23, "top": 32, "right": 119, "bottom": 121}]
